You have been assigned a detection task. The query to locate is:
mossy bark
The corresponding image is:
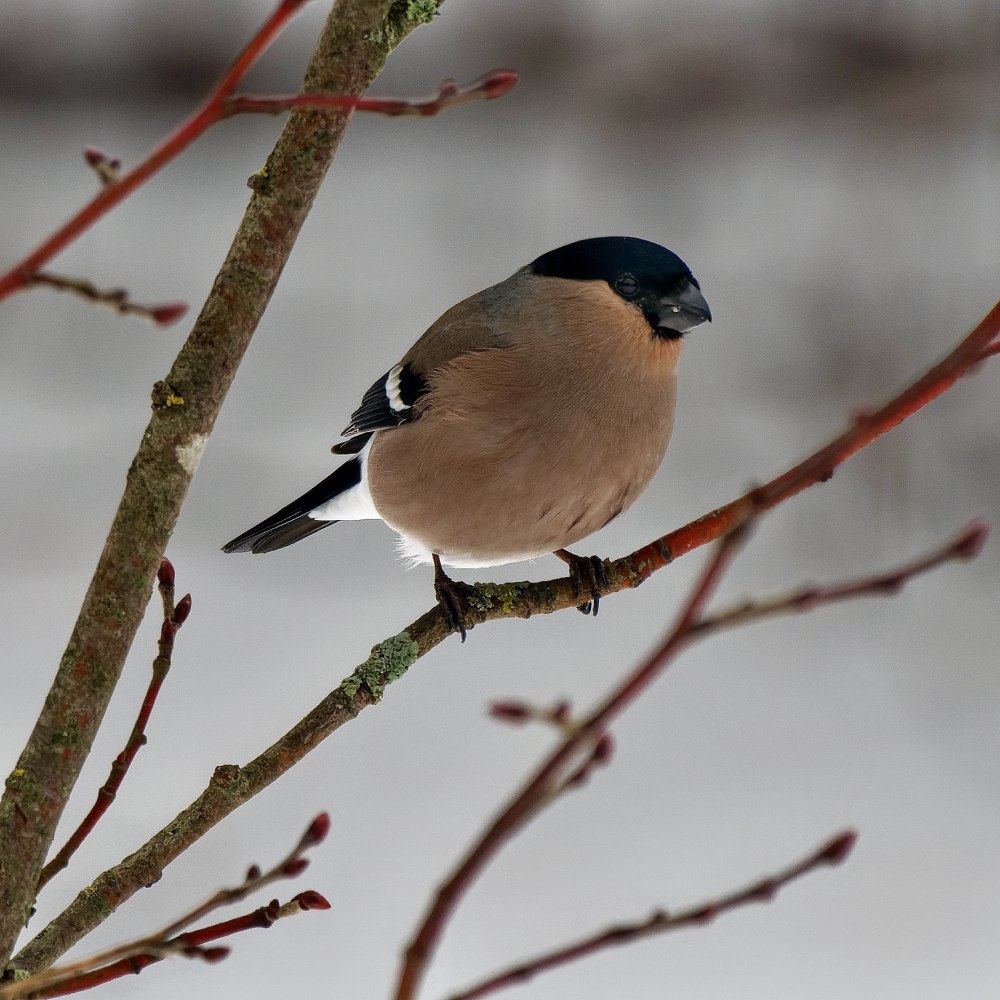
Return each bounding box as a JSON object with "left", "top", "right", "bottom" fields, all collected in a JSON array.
[{"left": 0, "top": 0, "right": 442, "bottom": 972}]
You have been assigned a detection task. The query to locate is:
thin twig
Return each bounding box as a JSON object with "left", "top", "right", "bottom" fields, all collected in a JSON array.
[
  {"left": 691, "top": 520, "right": 989, "bottom": 635},
  {"left": 225, "top": 69, "right": 518, "bottom": 118},
  {"left": 445, "top": 830, "right": 857, "bottom": 1000},
  {"left": 394, "top": 521, "right": 753, "bottom": 1000},
  {"left": 394, "top": 520, "right": 986, "bottom": 1000},
  {"left": 24, "top": 272, "right": 188, "bottom": 327},
  {"left": 1, "top": 815, "right": 330, "bottom": 1000},
  {"left": 39, "top": 891, "right": 330, "bottom": 999},
  {"left": 0, "top": 0, "right": 309, "bottom": 302},
  {"left": 0, "top": 0, "right": 451, "bottom": 968},
  {"left": 11, "top": 304, "right": 998, "bottom": 976},
  {"left": 37, "top": 560, "right": 191, "bottom": 893}
]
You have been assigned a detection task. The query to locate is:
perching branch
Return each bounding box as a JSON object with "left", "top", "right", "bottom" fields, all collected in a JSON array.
[
  {"left": 444, "top": 830, "right": 857, "bottom": 1000},
  {"left": 0, "top": 0, "right": 455, "bottom": 971},
  {"left": 36, "top": 560, "right": 191, "bottom": 893},
  {"left": 11, "top": 303, "right": 996, "bottom": 976},
  {"left": 1, "top": 814, "right": 330, "bottom": 1000},
  {"left": 392, "top": 520, "right": 984, "bottom": 1000}
]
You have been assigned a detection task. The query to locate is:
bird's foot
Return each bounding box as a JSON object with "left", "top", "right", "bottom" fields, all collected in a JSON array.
[
  {"left": 554, "top": 549, "right": 608, "bottom": 616},
  {"left": 433, "top": 554, "right": 482, "bottom": 642}
]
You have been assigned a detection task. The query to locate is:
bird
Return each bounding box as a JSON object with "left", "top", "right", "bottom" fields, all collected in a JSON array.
[{"left": 223, "top": 236, "right": 711, "bottom": 638}]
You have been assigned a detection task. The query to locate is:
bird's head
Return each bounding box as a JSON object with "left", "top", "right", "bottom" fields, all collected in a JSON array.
[{"left": 529, "top": 236, "right": 711, "bottom": 339}]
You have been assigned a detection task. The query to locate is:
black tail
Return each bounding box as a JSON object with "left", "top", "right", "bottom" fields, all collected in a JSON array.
[{"left": 222, "top": 457, "right": 362, "bottom": 555}]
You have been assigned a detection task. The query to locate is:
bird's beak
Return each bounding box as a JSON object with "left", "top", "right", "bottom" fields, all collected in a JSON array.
[{"left": 656, "top": 280, "right": 712, "bottom": 335}]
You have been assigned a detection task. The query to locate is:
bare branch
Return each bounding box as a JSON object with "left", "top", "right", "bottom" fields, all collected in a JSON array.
[
  {"left": 0, "top": 814, "right": 330, "bottom": 1000},
  {"left": 445, "top": 831, "right": 857, "bottom": 1000},
  {"left": 394, "top": 521, "right": 986, "bottom": 1000},
  {"left": 23, "top": 272, "right": 188, "bottom": 327},
  {"left": 393, "top": 523, "right": 752, "bottom": 1000},
  {"left": 692, "top": 519, "right": 990, "bottom": 635},
  {"left": 0, "top": 0, "right": 448, "bottom": 970},
  {"left": 13, "top": 300, "right": 996, "bottom": 975},
  {"left": 225, "top": 69, "right": 518, "bottom": 119},
  {"left": 37, "top": 560, "right": 191, "bottom": 892},
  {"left": 0, "top": 0, "right": 310, "bottom": 303}
]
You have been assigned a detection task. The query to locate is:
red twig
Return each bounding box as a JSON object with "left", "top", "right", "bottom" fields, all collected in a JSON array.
[
  {"left": 393, "top": 524, "right": 750, "bottom": 1000},
  {"left": 225, "top": 69, "right": 518, "bottom": 118},
  {"left": 1, "top": 814, "right": 331, "bottom": 1000},
  {"left": 23, "top": 272, "right": 188, "bottom": 327},
  {"left": 0, "top": 0, "right": 515, "bottom": 307},
  {"left": 0, "top": 0, "right": 308, "bottom": 302},
  {"left": 394, "top": 522, "right": 986, "bottom": 1000},
  {"left": 692, "top": 519, "right": 990, "bottom": 634},
  {"left": 617, "top": 299, "right": 1000, "bottom": 587},
  {"left": 446, "top": 830, "right": 857, "bottom": 1000},
  {"left": 36, "top": 560, "right": 191, "bottom": 892},
  {"left": 39, "top": 891, "right": 331, "bottom": 998}
]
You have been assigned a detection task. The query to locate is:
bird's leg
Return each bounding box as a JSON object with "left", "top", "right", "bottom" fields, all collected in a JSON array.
[
  {"left": 554, "top": 548, "right": 608, "bottom": 616},
  {"left": 432, "top": 553, "right": 482, "bottom": 642}
]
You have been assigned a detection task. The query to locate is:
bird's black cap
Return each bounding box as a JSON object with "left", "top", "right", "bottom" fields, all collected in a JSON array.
[
  {"left": 529, "top": 236, "right": 709, "bottom": 337},
  {"left": 528, "top": 236, "right": 695, "bottom": 293}
]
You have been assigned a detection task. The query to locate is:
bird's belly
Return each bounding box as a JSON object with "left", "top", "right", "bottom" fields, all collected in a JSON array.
[{"left": 367, "top": 419, "right": 671, "bottom": 568}]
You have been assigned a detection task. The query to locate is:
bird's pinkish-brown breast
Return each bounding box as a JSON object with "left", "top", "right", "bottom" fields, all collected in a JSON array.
[{"left": 367, "top": 276, "right": 682, "bottom": 566}]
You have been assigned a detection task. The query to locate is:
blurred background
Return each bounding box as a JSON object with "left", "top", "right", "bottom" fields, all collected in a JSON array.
[{"left": 2, "top": 1, "right": 999, "bottom": 998}]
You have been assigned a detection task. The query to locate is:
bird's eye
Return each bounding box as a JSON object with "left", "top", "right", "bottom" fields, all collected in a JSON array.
[{"left": 614, "top": 273, "right": 639, "bottom": 298}]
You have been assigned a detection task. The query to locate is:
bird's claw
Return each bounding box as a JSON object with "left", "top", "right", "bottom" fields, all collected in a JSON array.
[
  {"left": 433, "top": 555, "right": 481, "bottom": 641},
  {"left": 555, "top": 549, "right": 608, "bottom": 616}
]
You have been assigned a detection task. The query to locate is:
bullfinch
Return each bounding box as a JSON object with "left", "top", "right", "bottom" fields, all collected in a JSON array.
[{"left": 223, "top": 236, "right": 711, "bottom": 638}]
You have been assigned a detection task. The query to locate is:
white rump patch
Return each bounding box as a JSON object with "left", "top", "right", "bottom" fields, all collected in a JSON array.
[{"left": 308, "top": 438, "right": 379, "bottom": 522}]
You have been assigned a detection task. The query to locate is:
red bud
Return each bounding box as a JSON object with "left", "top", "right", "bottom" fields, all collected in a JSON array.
[
  {"left": 952, "top": 520, "right": 989, "bottom": 561},
  {"left": 817, "top": 830, "right": 858, "bottom": 866},
  {"left": 246, "top": 864, "right": 262, "bottom": 881},
  {"left": 150, "top": 302, "right": 189, "bottom": 326},
  {"left": 591, "top": 733, "right": 614, "bottom": 766},
  {"left": 481, "top": 69, "right": 519, "bottom": 99},
  {"left": 300, "top": 812, "right": 331, "bottom": 848},
  {"left": 157, "top": 558, "right": 175, "bottom": 587},
  {"left": 199, "top": 947, "right": 230, "bottom": 964},
  {"left": 489, "top": 701, "right": 531, "bottom": 724},
  {"left": 83, "top": 145, "right": 108, "bottom": 168},
  {"left": 172, "top": 593, "right": 193, "bottom": 627},
  {"left": 281, "top": 858, "right": 309, "bottom": 878},
  {"left": 293, "top": 890, "right": 331, "bottom": 911}
]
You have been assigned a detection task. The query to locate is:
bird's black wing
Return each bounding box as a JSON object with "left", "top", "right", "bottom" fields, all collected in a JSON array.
[{"left": 340, "top": 362, "right": 429, "bottom": 438}]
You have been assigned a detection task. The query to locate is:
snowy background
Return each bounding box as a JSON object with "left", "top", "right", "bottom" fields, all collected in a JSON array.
[{"left": 2, "top": 1, "right": 999, "bottom": 998}]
